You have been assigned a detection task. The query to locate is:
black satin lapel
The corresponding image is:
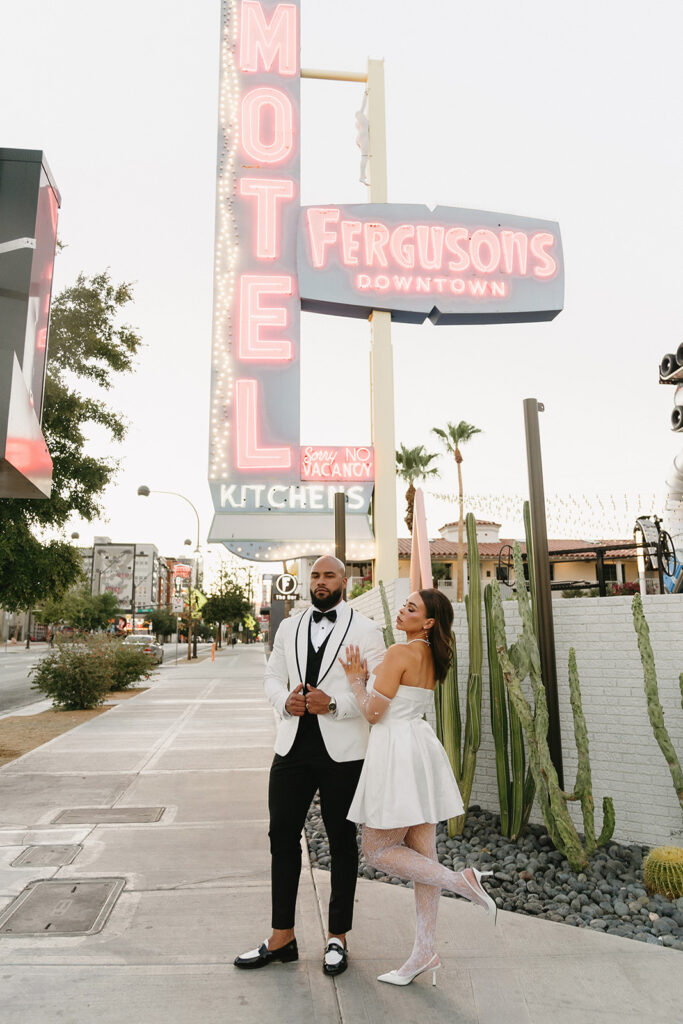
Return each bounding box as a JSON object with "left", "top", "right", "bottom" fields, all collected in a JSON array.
[
  {"left": 295, "top": 610, "right": 310, "bottom": 686},
  {"left": 317, "top": 608, "right": 354, "bottom": 689}
]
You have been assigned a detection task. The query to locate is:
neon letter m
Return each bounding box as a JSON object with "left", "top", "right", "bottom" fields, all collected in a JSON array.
[{"left": 239, "top": 2, "right": 298, "bottom": 76}]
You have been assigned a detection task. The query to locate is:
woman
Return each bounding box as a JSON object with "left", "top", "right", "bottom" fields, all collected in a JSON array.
[{"left": 340, "top": 588, "right": 496, "bottom": 988}]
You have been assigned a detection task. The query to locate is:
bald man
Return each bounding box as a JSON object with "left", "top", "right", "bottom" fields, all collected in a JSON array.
[{"left": 234, "top": 556, "right": 385, "bottom": 977}]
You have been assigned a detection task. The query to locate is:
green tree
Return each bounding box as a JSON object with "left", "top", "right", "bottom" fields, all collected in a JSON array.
[
  {"left": 432, "top": 421, "right": 482, "bottom": 602},
  {"left": 431, "top": 561, "right": 451, "bottom": 582},
  {"left": 39, "top": 587, "right": 120, "bottom": 633},
  {"left": 395, "top": 443, "right": 440, "bottom": 534},
  {"left": 0, "top": 271, "right": 142, "bottom": 611},
  {"left": 149, "top": 609, "right": 177, "bottom": 641},
  {"left": 202, "top": 564, "right": 251, "bottom": 647}
]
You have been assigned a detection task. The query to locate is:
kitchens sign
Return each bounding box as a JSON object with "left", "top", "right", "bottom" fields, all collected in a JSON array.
[{"left": 208, "top": 0, "right": 563, "bottom": 557}]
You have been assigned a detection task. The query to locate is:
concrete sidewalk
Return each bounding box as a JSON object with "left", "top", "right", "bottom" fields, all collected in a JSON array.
[{"left": 0, "top": 646, "right": 680, "bottom": 1023}]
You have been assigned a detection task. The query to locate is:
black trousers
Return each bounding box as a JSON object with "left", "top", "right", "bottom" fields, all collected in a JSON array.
[{"left": 268, "top": 715, "right": 363, "bottom": 934}]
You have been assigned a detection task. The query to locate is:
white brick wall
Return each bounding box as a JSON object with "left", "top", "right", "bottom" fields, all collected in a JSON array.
[
  {"left": 351, "top": 586, "right": 683, "bottom": 847},
  {"left": 350, "top": 578, "right": 411, "bottom": 639}
]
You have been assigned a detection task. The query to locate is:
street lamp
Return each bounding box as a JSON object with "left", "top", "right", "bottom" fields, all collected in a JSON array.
[{"left": 138, "top": 486, "right": 201, "bottom": 661}]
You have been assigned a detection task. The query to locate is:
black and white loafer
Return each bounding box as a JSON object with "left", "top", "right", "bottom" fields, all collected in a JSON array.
[
  {"left": 234, "top": 938, "right": 298, "bottom": 968},
  {"left": 322, "top": 938, "right": 348, "bottom": 976}
]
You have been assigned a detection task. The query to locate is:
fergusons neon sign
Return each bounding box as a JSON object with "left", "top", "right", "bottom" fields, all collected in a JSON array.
[
  {"left": 299, "top": 204, "right": 563, "bottom": 324},
  {"left": 208, "top": 1, "right": 564, "bottom": 558}
]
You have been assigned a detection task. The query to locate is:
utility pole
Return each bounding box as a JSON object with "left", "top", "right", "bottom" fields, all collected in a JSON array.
[{"left": 131, "top": 545, "right": 137, "bottom": 635}]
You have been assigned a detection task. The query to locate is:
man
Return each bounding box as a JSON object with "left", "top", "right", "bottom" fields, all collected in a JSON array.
[{"left": 234, "top": 556, "right": 385, "bottom": 977}]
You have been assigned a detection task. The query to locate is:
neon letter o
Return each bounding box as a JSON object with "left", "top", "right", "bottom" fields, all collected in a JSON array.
[
  {"left": 242, "top": 87, "right": 294, "bottom": 164},
  {"left": 470, "top": 229, "right": 501, "bottom": 273}
]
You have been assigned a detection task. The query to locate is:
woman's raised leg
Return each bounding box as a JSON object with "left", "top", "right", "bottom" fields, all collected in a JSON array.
[{"left": 362, "top": 824, "right": 496, "bottom": 921}]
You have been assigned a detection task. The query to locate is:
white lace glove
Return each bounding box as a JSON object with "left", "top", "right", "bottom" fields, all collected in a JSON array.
[{"left": 338, "top": 644, "right": 391, "bottom": 723}]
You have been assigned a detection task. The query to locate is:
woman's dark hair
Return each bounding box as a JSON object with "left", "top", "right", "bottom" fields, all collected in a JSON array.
[{"left": 419, "top": 588, "right": 454, "bottom": 683}]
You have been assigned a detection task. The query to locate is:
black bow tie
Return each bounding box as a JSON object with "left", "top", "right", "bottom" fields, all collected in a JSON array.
[{"left": 312, "top": 609, "right": 337, "bottom": 624}]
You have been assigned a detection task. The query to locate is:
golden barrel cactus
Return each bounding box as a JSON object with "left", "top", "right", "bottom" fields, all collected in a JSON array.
[{"left": 643, "top": 846, "right": 683, "bottom": 900}]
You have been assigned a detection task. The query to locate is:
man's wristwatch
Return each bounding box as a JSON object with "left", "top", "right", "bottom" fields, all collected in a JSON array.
[{"left": 328, "top": 696, "right": 337, "bottom": 715}]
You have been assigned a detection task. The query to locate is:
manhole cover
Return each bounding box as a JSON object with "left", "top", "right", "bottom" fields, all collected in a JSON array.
[
  {"left": 11, "top": 845, "right": 81, "bottom": 867},
  {"left": 0, "top": 878, "right": 125, "bottom": 935},
  {"left": 52, "top": 807, "right": 164, "bottom": 824}
]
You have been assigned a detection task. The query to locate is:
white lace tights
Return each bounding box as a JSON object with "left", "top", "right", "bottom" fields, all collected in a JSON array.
[{"left": 362, "top": 824, "right": 488, "bottom": 976}]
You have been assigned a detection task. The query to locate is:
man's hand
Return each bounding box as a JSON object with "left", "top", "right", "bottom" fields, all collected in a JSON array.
[
  {"left": 285, "top": 683, "right": 306, "bottom": 717},
  {"left": 305, "top": 688, "right": 332, "bottom": 715}
]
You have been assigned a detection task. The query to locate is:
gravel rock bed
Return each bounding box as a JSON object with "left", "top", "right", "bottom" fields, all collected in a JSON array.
[{"left": 305, "top": 799, "right": 683, "bottom": 950}]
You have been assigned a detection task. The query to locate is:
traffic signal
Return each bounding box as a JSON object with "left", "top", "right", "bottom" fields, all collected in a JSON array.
[{"left": 659, "top": 343, "right": 683, "bottom": 432}]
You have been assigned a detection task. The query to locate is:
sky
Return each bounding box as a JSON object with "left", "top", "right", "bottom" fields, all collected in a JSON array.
[{"left": 2, "top": 0, "right": 682, "bottom": 577}]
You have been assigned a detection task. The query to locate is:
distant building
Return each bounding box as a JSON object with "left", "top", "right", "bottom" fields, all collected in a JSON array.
[
  {"left": 397, "top": 520, "right": 638, "bottom": 594},
  {"left": 78, "top": 541, "right": 181, "bottom": 615}
]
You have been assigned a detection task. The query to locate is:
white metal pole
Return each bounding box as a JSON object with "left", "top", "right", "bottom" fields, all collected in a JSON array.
[{"left": 367, "top": 58, "right": 398, "bottom": 585}]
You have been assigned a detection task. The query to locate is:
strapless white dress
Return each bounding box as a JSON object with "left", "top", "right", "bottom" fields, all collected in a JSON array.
[{"left": 347, "top": 681, "right": 464, "bottom": 829}]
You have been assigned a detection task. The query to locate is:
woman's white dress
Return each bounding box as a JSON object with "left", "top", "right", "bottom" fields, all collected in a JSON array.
[{"left": 347, "top": 680, "right": 464, "bottom": 829}]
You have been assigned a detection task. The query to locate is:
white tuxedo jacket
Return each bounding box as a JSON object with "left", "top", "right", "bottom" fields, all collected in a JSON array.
[{"left": 264, "top": 602, "right": 386, "bottom": 761}]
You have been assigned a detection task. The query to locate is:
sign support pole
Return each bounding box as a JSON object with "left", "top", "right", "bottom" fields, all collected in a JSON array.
[
  {"left": 334, "top": 491, "right": 346, "bottom": 565},
  {"left": 367, "top": 58, "right": 398, "bottom": 586}
]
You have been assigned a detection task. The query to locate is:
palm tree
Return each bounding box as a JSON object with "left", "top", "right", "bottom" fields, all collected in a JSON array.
[
  {"left": 395, "top": 444, "right": 440, "bottom": 534},
  {"left": 432, "top": 421, "right": 482, "bottom": 602}
]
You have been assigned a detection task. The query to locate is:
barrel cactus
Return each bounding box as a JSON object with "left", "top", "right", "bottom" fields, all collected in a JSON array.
[{"left": 643, "top": 846, "right": 683, "bottom": 899}]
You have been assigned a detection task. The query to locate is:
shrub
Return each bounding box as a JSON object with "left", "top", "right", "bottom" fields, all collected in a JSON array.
[
  {"left": 609, "top": 581, "right": 640, "bottom": 596},
  {"left": 109, "top": 642, "right": 152, "bottom": 690},
  {"left": 30, "top": 636, "right": 152, "bottom": 708},
  {"left": 31, "top": 638, "right": 112, "bottom": 709}
]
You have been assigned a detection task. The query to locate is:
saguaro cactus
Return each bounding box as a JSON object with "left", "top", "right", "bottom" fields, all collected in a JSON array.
[
  {"left": 566, "top": 647, "right": 615, "bottom": 853},
  {"left": 632, "top": 593, "right": 683, "bottom": 813},
  {"left": 485, "top": 501, "right": 535, "bottom": 839},
  {"left": 485, "top": 584, "right": 535, "bottom": 839},
  {"left": 489, "top": 563, "right": 614, "bottom": 871},
  {"left": 436, "top": 512, "right": 482, "bottom": 836},
  {"left": 378, "top": 580, "right": 396, "bottom": 649}
]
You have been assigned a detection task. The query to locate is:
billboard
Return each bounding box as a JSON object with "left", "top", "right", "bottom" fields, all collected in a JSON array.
[
  {"left": 0, "top": 149, "right": 60, "bottom": 498},
  {"left": 93, "top": 544, "right": 135, "bottom": 611}
]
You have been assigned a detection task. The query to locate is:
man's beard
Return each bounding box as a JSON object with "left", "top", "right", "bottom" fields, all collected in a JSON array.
[{"left": 310, "top": 583, "right": 344, "bottom": 611}]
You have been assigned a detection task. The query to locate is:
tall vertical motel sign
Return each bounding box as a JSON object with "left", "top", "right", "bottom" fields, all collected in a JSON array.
[{"left": 208, "top": 0, "right": 564, "bottom": 561}]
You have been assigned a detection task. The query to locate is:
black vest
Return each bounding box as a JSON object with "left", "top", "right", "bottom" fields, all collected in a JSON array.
[
  {"left": 305, "top": 624, "right": 331, "bottom": 690},
  {"left": 295, "top": 625, "right": 331, "bottom": 745}
]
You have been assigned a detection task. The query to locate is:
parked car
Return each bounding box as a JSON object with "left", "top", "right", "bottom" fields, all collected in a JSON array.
[{"left": 122, "top": 634, "right": 164, "bottom": 664}]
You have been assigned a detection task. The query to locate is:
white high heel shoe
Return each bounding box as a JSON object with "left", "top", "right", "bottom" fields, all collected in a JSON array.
[
  {"left": 461, "top": 868, "right": 498, "bottom": 925},
  {"left": 377, "top": 953, "right": 441, "bottom": 987}
]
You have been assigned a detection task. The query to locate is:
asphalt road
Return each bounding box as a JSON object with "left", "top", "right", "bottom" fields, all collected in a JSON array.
[
  {"left": 0, "top": 646, "right": 51, "bottom": 714},
  {"left": 0, "top": 642, "right": 215, "bottom": 715}
]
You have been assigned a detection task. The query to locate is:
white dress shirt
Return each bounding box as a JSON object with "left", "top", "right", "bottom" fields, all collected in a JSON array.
[{"left": 310, "top": 599, "right": 345, "bottom": 652}]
